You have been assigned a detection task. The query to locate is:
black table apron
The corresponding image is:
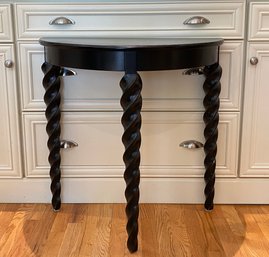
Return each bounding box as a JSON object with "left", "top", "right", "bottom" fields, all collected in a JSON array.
[{"left": 39, "top": 37, "right": 223, "bottom": 253}]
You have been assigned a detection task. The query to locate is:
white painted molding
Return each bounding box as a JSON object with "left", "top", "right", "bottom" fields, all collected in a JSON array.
[{"left": 0, "top": 177, "right": 269, "bottom": 204}]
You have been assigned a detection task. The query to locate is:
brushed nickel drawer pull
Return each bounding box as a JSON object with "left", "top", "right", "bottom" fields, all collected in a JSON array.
[
  {"left": 179, "top": 140, "right": 204, "bottom": 149},
  {"left": 49, "top": 17, "right": 75, "bottom": 25},
  {"left": 60, "top": 140, "right": 78, "bottom": 149},
  {"left": 183, "top": 16, "right": 210, "bottom": 25}
]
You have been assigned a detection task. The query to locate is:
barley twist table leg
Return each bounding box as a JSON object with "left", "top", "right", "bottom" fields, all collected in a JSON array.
[
  {"left": 42, "top": 62, "right": 62, "bottom": 211},
  {"left": 203, "top": 62, "right": 222, "bottom": 211},
  {"left": 120, "top": 73, "right": 142, "bottom": 253}
]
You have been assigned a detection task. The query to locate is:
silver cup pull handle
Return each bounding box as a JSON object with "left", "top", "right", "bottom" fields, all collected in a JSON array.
[
  {"left": 179, "top": 140, "right": 204, "bottom": 149},
  {"left": 49, "top": 17, "right": 75, "bottom": 25},
  {"left": 60, "top": 140, "right": 78, "bottom": 149},
  {"left": 183, "top": 16, "right": 210, "bottom": 25}
]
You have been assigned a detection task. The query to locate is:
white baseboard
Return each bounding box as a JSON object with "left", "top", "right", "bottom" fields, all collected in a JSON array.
[{"left": 0, "top": 177, "right": 268, "bottom": 204}]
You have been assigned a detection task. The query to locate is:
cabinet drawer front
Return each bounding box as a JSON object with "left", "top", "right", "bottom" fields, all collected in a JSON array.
[
  {"left": 15, "top": 2, "right": 245, "bottom": 40},
  {"left": 249, "top": 3, "right": 269, "bottom": 40},
  {"left": 0, "top": 5, "right": 13, "bottom": 41},
  {"left": 19, "top": 41, "right": 243, "bottom": 112},
  {"left": 23, "top": 112, "right": 239, "bottom": 178}
]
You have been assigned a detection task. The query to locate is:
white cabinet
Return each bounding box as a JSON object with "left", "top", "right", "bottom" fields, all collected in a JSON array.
[
  {"left": 0, "top": 4, "right": 22, "bottom": 177},
  {"left": 2, "top": 0, "right": 269, "bottom": 204},
  {"left": 11, "top": 1, "right": 246, "bottom": 203},
  {"left": 1, "top": 0, "right": 259, "bottom": 203},
  {"left": 15, "top": 2, "right": 244, "bottom": 186}
]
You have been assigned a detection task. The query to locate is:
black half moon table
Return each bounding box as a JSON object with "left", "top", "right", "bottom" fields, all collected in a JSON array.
[{"left": 39, "top": 37, "right": 223, "bottom": 253}]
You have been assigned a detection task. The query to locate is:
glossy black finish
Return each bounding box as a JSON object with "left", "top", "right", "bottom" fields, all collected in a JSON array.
[
  {"left": 120, "top": 73, "right": 142, "bottom": 253},
  {"left": 40, "top": 37, "right": 223, "bottom": 71},
  {"left": 203, "top": 63, "right": 222, "bottom": 211},
  {"left": 40, "top": 37, "right": 223, "bottom": 253},
  {"left": 42, "top": 62, "right": 62, "bottom": 211}
]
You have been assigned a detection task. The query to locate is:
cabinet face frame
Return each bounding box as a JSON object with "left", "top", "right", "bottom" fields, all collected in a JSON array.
[
  {"left": 0, "top": 45, "right": 22, "bottom": 177},
  {"left": 240, "top": 43, "right": 269, "bottom": 177}
]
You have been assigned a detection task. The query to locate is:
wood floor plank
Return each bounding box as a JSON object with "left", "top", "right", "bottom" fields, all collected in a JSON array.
[
  {"left": 140, "top": 204, "right": 160, "bottom": 257},
  {"left": 0, "top": 204, "right": 36, "bottom": 256},
  {"left": 235, "top": 206, "right": 269, "bottom": 257},
  {"left": 165, "top": 205, "right": 192, "bottom": 257},
  {"left": 0, "top": 204, "right": 19, "bottom": 242},
  {"left": 24, "top": 204, "right": 56, "bottom": 256},
  {"left": 183, "top": 205, "right": 210, "bottom": 257},
  {"left": 89, "top": 204, "right": 113, "bottom": 257},
  {"left": 41, "top": 204, "right": 80, "bottom": 257},
  {"left": 195, "top": 205, "right": 226, "bottom": 257},
  {"left": 77, "top": 213, "right": 99, "bottom": 256},
  {"left": 209, "top": 206, "right": 246, "bottom": 257},
  {"left": 108, "top": 204, "right": 131, "bottom": 257},
  {"left": 78, "top": 204, "right": 113, "bottom": 257},
  {"left": 0, "top": 204, "right": 268, "bottom": 257},
  {"left": 58, "top": 222, "right": 85, "bottom": 257},
  {"left": 258, "top": 206, "right": 269, "bottom": 240}
]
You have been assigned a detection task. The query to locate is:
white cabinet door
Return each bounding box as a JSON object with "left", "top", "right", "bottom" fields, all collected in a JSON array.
[
  {"left": 0, "top": 45, "right": 22, "bottom": 177},
  {"left": 240, "top": 43, "right": 269, "bottom": 177}
]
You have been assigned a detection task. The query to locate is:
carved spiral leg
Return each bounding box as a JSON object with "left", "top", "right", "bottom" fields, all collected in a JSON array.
[
  {"left": 120, "top": 73, "right": 142, "bottom": 253},
  {"left": 42, "top": 62, "right": 62, "bottom": 211},
  {"left": 203, "top": 63, "right": 222, "bottom": 211}
]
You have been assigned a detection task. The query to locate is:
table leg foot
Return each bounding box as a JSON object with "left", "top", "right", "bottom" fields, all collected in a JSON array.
[
  {"left": 203, "top": 63, "right": 222, "bottom": 211},
  {"left": 42, "top": 62, "right": 62, "bottom": 211},
  {"left": 120, "top": 73, "right": 142, "bottom": 253}
]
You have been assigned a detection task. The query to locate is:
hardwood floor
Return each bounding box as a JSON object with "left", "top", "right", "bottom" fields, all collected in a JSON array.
[{"left": 0, "top": 204, "right": 269, "bottom": 257}]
